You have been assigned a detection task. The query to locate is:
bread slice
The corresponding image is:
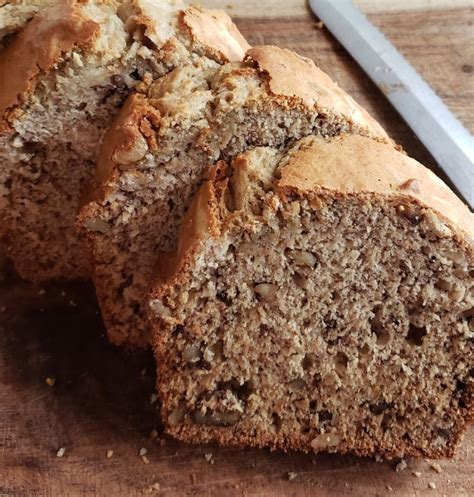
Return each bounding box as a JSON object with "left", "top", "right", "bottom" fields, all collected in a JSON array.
[
  {"left": 0, "top": 0, "right": 249, "bottom": 281},
  {"left": 150, "top": 134, "right": 473, "bottom": 459},
  {"left": 78, "top": 45, "right": 390, "bottom": 348}
]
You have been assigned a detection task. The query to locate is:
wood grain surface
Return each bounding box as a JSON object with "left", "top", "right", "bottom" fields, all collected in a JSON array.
[
  {"left": 1, "top": 4, "right": 473, "bottom": 497},
  {"left": 202, "top": 0, "right": 474, "bottom": 17}
]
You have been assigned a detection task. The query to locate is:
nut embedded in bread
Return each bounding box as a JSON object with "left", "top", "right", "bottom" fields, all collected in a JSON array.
[
  {"left": 78, "top": 44, "right": 390, "bottom": 348},
  {"left": 0, "top": 0, "right": 249, "bottom": 282},
  {"left": 150, "top": 134, "right": 473, "bottom": 459}
]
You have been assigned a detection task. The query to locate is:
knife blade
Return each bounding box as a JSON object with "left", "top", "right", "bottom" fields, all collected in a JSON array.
[{"left": 309, "top": 0, "right": 474, "bottom": 208}]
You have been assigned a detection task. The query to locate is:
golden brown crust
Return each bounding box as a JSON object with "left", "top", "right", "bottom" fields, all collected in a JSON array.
[
  {"left": 82, "top": 92, "right": 159, "bottom": 205},
  {"left": 181, "top": 6, "right": 251, "bottom": 63},
  {"left": 0, "top": 0, "right": 99, "bottom": 133},
  {"left": 152, "top": 134, "right": 473, "bottom": 297},
  {"left": 85, "top": 45, "right": 393, "bottom": 211},
  {"left": 80, "top": 7, "right": 252, "bottom": 208},
  {"left": 149, "top": 163, "right": 227, "bottom": 297},
  {"left": 154, "top": 179, "right": 220, "bottom": 288},
  {"left": 277, "top": 135, "right": 473, "bottom": 241},
  {"left": 246, "top": 46, "right": 390, "bottom": 143}
]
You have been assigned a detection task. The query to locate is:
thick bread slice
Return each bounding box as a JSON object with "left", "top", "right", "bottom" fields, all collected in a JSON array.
[
  {"left": 0, "top": 0, "right": 249, "bottom": 281},
  {"left": 150, "top": 134, "right": 473, "bottom": 460},
  {"left": 78, "top": 45, "right": 390, "bottom": 348}
]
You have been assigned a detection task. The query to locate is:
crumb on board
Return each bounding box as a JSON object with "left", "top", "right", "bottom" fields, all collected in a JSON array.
[
  {"left": 139, "top": 448, "right": 150, "bottom": 464},
  {"left": 60, "top": 291, "right": 66, "bottom": 297},
  {"left": 412, "top": 471, "right": 422, "bottom": 478},
  {"left": 150, "top": 393, "right": 158, "bottom": 404},
  {"left": 429, "top": 461, "right": 443, "bottom": 473},
  {"left": 429, "top": 482, "right": 437, "bottom": 490},
  {"left": 204, "top": 453, "right": 213, "bottom": 464},
  {"left": 386, "top": 485, "right": 393, "bottom": 492},
  {"left": 314, "top": 21, "right": 324, "bottom": 29},
  {"left": 144, "top": 482, "right": 161, "bottom": 494},
  {"left": 56, "top": 447, "right": 66, "bottom": 458},
  {"left": 38, "top": 288, "right": 46, "bottom": 295},
  {"left": 141, "top": 368, "right": 147, "bottom": 376},
  {"left": 46, "top": 377, "right": 56, "bottom": 387},
  {"left": 287, "top": 472, "right": 297, "bottom": 481},
  {"left": 150, "top": 429, "right": 158, "bottom": 440},
  {"left": 106, "top": 450, "right": 114, "bottom": 459},
  {"left": 69, "top": 300, "right": 77, "bottom": 307},
  {"left": 396, "top": 459, "right": 407, "bottom": 472}
]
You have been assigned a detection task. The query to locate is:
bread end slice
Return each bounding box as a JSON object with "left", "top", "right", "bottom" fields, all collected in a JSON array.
[{"left": 151, "top": 134, "right": 473, "bottom": 459}]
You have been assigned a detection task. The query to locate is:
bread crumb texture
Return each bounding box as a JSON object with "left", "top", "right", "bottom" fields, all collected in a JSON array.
[
  {"left": 0, "top": 0, "right": 248, "bottom": 282},
  {"left": 78, "top": 44, "right": 389, "bottom": 348},
  {"left": 150, "top": 135, "right": 473, "bottom": 459}
]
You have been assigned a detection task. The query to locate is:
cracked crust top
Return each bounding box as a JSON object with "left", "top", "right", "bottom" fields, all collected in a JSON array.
[
  {"left": 246, "top": 46, "right": 389, "bottom": 141},
  {"left": 85, "top": 45, "right": 391, "bottom": 207},
  {"left": 0, "top": 0, "right": 99, "bottom": 133},
  {"left": 153, "top": 134, "right": 473, "bottom": 294},
  {"left": 0, "top": 0, "right": 249, "bottom": 134}
]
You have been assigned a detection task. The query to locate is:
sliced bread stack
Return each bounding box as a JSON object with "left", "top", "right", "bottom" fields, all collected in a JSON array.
[
  {"left": 78, "top": 45, "right": 390, "bottom": 348},
  {"left": 2, "top": 1, "right": 472, "bottom": 460},
  {"left": 150, "top": 134, "right": 473, "bottom": 459},
  {"left": 0, "top": 0, "right": 249, "bottom": 281}
]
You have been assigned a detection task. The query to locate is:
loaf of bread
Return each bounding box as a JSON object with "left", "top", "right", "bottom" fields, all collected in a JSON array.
[
  {"left": 0, "top": 0, "right": 249, "bottom": 281},
  {"left": 150, "top": 134, "right": 473, "bottom": 459},
  {"left": 78, "top": 45, "right": 390, "bottom": 348}
]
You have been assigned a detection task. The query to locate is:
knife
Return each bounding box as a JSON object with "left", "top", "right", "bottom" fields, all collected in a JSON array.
[{"left": 309, "top": 0, "right": 474, "bottom": 209}]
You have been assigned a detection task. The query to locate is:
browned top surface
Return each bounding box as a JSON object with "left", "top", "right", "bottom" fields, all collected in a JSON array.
[
  {"left": 182, "top": 5, "right": 251, "bottom": 62},
  {"left": 245, "top": 45, "right": 389, "bottom": 140},
  {"left": 276, "top": 135, "right": 473, "bottom": 238},
  {"left": 0, "top": 0, "right": 99, "bottom": 133},
  {"left": 1, "top": 5, "right": 473, "bottom": 497}
]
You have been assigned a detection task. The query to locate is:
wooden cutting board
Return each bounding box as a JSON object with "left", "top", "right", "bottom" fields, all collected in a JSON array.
[{"left": 1, "top": 2, "right": 472, "bottom": 496}]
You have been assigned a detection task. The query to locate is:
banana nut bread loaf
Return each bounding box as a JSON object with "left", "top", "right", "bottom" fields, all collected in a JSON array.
[
  {"left": 0, "top": 0, "right": 249, "bottom": 281},
  {"left": 78, "top": 45, "right": 390, "bottom": 348},
  {"left": 150, "top": 134, "right": 473, "bottom": 459}
]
